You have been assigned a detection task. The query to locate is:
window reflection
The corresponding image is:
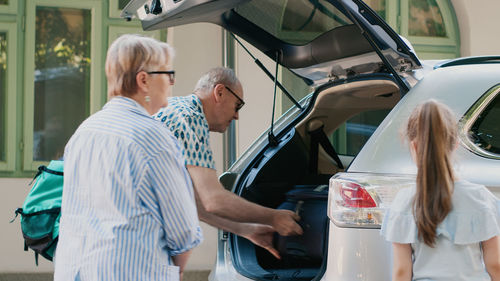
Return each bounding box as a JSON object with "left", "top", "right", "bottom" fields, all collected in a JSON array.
[
  {"left": 332, "top": 109, "right": 391, "bottom": 156},
  {"left": 469, "top": 94, "right": 500, "bottom": 155},
  {"left": 409, "top": 0, "right": 446, "bottom": 37},
  {"left": 364, "top": 0, "right": 386, "bottom": 19},
  {"left": 236, "top": 0, "right": 352, "bottom": 45},
  {"left": 0, "top": 32, "right": 6, "bottom": 161},
  {"left": 34, "top": 7, "right": 91, "bottom": 161},
  {"left": 118, "top": 0, "right": 129, "bottom": 10}
]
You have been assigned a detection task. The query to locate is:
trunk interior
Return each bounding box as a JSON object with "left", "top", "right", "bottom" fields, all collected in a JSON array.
[{"left": 231, "top": 77, "right": 401, "bottom": 280}]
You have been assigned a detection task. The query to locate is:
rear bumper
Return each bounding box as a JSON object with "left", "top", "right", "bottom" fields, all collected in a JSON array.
[{"left": 324, "top": 221, "right": 392, "bottom": 281}]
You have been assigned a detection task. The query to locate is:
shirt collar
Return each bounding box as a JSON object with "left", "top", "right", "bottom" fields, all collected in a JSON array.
[
  {"left": 188, "top": 94, "right": 205, "bottom": 116},
  {"left": 105, "top": 96, "right": 151, "bottom": 118}
]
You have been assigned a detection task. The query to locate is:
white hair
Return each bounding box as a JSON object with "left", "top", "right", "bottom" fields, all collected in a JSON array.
[{"left": 194, "top": 67, "right": 240, "bottom": 93}]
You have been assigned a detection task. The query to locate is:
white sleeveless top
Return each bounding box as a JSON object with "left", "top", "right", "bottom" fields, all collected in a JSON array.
[{"left": 381, "top": 180, "right": 500, "bottom": 281}]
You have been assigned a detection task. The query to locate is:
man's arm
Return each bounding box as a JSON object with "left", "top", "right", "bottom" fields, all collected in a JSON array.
[
  {"left": 194, "top": 189, "right": 281, "bottom": 259},
  {"left": 187, "top": 165, "right": 303, "bottom": 236}
]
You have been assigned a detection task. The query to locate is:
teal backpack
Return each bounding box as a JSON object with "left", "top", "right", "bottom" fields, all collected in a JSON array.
[{"left": 12, "top": 160, "right": 63, "bottom": 265}]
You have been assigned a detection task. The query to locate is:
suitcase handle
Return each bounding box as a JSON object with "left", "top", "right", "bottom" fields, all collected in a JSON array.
[{"left": 295, "top": 200, "right": 304, "bottom": 216}]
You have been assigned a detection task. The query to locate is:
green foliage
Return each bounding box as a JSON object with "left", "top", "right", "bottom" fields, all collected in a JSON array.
[
  {"left": 35, "top": 7, "right": 91, "bottom": 73},
  {"left": 409, "top": 0, "right": 446, "bottom": 37},
  {"left": 0, "top": 33, "right": 6, "bottom": 71}
]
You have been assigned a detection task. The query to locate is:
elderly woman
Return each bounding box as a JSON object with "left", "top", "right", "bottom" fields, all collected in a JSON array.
[{"left": 54, "top": 34, "right": 202, "bottom": 281}]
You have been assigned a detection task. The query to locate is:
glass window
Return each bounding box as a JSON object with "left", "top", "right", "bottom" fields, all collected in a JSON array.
[
  {"left": 235, "top": 0, "right": 351, "bottom": 45},
  {"left": 33, "top": 7, "right": 91, "bottom": 161},
  {"left": 364, "top": 0, "right": 386, "bottom": 19},
  {"left": 280, "top": 67, "right": 312, "bottom": 114},
  {"left": 469, "top": 94, "right": 500, "bottom": 155},
  {"left": 331, "top": 109, "right": 391, "bottom": 156},
  {"left": 118, "top": 0, "right": 128, "bottom": 10},
  {"left": 0, "top": 0, "right": 8, "bottom": 5},
  {"left": 0, "top": 32, "right": 6, "bottom": 162},
  {"left": 409, "top": 0, "right": 446, "bottom": 37}
]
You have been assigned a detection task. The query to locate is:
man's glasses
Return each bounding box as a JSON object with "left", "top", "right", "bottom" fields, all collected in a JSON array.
[
  {"left": 147, "top": 70, "right": 175, "bottom": 84},
  {"left": 225, "top": 86, "right": 245, "bottom": 111}
]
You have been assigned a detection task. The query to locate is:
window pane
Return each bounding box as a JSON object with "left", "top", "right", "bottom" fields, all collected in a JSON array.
[
  {"left": 409, "top": 0, "right": 447, "bottom": 37},
  {"left": 34, "top": 7, "right": 91, "bottom": 161},
  {"left": 331, "top": 109, "right": 391, "bottom": 156},
  {"left": 0, "top": 32, "right": 6, "bottom": 161},
  {"left": 235, "top": 0, "right": 352, "bottom": 45},
  {"left": 0, "top": 0, "right": 8, "bottom": 5},
  {"left": 280, "top": 67, "right": 312, "bottom": 115},
  {"left": 469, "top": 94, "right": 500, "bottom": 155},
  {"left": 118, "top": 0, "right": 128, "bottom": 10},
  {"left": 364, "top": 0, "right": 386, "bottom": 19}
]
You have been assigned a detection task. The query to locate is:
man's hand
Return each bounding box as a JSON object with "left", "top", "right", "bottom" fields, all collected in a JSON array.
[
  {"left": 271, "top": 209, "right": 303, "bottom": 236},
  {"left": 187, "top": 165, "right": 303, "bottom": 236},
  {"left": 241, "top": 224, "right": 281, "bottom": 259}
]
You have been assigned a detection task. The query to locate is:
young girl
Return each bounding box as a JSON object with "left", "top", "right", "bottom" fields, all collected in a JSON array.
[{"left": 381, "top": 100, "right": 500, "bottom": 281}]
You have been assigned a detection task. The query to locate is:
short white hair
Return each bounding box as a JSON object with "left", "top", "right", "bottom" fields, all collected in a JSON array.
[
  {"left": 194, "top": 67, "right": 240, "bottom": 93},
  {"left": 105, "top": 34, "right": 175, "bottom": 99}
]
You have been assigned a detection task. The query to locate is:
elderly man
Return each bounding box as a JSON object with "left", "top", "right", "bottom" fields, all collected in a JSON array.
[{"left": 155, "top": 67, "right": 302, "bottom": 258}]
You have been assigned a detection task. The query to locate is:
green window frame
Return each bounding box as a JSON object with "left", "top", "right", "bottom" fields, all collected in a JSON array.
[
  {"left": 0, "top": 0, "right": 17, "bottom": 14},
  {"left": 378, "top": 0, "right": 460, "bottom": 59},
  {"left": 0, "top": 22, "right": 16, "bottom": 171},
  {"left": 400, "top": 0, "right": 460, "bottom": 59},
  {"left": 23, "top": 0, "right": 103, "bottom": 171},
  {"left": 0, "top": 0, "right": 166, "bottom": 176},
  {"left": 109, "top": 0, "right": 130, "bottom": 18}
]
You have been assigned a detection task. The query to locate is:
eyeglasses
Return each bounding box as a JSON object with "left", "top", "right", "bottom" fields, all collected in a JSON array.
[
  {"left": 147, "top": 70, "right": 175, "bottom": 84},
  {"left": 225, "top": 86, "right": 245, "bottom": 111}
]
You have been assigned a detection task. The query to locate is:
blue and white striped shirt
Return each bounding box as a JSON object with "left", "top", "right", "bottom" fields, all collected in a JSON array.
[{"left": 54, "top": 97, "right": 202, "bottom": 281}]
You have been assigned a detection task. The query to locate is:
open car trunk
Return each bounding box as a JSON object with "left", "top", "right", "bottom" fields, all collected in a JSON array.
[
  {"left": 121, "top": 0, "right": 423, "bottom": 279},
  {"left": 230, "top": 76, "right": 401, "bottom": 280}
]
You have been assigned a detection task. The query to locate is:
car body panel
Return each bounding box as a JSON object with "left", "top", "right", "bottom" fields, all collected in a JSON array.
[
  {"left": 349, "top": 64, "right": 500, "bottom": 190},
  {"left": 323, "top": 223, "right": 391, "bottom": 281},
  {"left": 213, "top": 62, "right": 500, "bottom": 280}
]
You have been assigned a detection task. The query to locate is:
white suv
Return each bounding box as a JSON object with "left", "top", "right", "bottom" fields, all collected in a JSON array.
[{"left": 123, "top": 0, "right": 500, "bottom": 280}]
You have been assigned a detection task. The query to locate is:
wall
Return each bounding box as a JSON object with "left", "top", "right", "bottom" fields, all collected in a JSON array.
[
  {"left": 451, "top": 0, "right": 500, "bottom": 56},
  {"left": 167, "top": 23, "right": 223, "bottom": 271}
]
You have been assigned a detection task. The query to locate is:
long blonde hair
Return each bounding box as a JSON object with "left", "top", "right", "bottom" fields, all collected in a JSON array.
[{"left": 406, "top": 100, "right": 457, "bottom": 247}]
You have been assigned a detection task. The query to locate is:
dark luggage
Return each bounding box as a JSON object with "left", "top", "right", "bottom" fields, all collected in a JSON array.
[{"left": 274, "top": 185, "right": 328, "bottom": 267}]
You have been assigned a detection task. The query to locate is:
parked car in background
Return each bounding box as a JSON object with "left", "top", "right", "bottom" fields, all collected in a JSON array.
[{"left": 123, "top": 0, "right": 500, "bottom": 280}]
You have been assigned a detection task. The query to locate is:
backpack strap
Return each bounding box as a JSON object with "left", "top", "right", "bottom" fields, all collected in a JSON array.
[
  {"left": 29, "top": 165, "right": 64, "bottom": 185},
  {"left": 39, "top": 165, "right": 64, "bottom": 176},
  {"left": 10, "top": 208, "right": 23, "bottom": 223}
]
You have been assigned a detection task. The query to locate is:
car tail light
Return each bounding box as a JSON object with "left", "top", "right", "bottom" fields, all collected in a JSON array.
[
  {"left": 339, "top": 182, "right": 376, "bottom": 208},
  {"left": 329, "top": 172, "right": 415, "bottom": 228}
]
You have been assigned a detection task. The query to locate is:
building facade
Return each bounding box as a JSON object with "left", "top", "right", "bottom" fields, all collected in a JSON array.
[{"left": 0, "top": 0, "right": 499, "bottom": 273}]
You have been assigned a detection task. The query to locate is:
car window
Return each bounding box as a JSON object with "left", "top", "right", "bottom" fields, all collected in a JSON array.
[
  {"left": 235, "top": 0, "right": 352, "bottom": 45},
  {"left": 468, "top": 93, "right": 500, "bottom": 155},
  {"left": 331, "top": 109, "right": 391, "bottom": 157}
]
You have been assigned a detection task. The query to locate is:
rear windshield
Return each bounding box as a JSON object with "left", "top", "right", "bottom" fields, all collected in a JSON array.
[{"left": 235, "top": 0, "right": 352, "bottom": 45}]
